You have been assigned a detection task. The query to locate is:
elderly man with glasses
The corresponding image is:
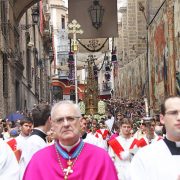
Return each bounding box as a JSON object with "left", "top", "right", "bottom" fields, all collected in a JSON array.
[
  {"left": 23, "top": 100, "right": 118, "bottom": 180},
  {"left": 130, "top": 96, "right": 180, "bottom": 180}
]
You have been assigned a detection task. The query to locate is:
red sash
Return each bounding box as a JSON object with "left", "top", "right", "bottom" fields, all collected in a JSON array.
[
  {"left": 7, "top": 138, "right": 21, "bottom": 162},
  {"left": 137, "top": 136, "right": 163, "bottom": 147},
  {"left": 137, "top": 138, "right": 147, "bottom": 147},
  {"left": 130, "top": 138, "right": 138, "bottom": 149},
  {"left": 95, "top": 133, "right": 99, "bottom": 138},
  {"left": 96, "top": 129, "right": 109, "bottom": 139},
  {"left": 108, "top": 138, "right": 138, "bottom": 160},
  {"left": 7, "top": 138, "right": 17, "bottom": 151},
  {"left": 108, "top": 139, "right": 124, "bottom": 160}
]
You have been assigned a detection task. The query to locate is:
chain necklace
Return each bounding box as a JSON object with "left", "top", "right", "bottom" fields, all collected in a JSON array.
[{"left": 55, "top": 140, "right": 84, "bottom": 180}]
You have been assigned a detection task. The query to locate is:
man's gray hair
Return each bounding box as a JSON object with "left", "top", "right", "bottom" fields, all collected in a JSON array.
[{"left": 51, "top": 100, "right": 82, "bottom": 118}]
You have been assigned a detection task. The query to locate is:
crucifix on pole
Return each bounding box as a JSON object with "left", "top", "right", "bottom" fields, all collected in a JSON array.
[{"left": 68, "top": 19, "right": 83, "bottom": 104}]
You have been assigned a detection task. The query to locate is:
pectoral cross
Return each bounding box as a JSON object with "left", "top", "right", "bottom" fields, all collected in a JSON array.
[{"left": 63, "top": 160, "right": 73, "bottom": 180}]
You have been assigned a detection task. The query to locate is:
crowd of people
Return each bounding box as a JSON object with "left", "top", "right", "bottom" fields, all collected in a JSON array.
[{"left": 0, "top": 96, "right": 179, "bottom": 180}]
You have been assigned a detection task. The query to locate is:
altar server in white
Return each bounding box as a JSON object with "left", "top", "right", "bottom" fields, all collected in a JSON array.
[
  {"left": 130, "top": 96, "right": 180, "bottom": 180},
  {"left": 109, "top": 118, "right": 138, "bottom": 180}
]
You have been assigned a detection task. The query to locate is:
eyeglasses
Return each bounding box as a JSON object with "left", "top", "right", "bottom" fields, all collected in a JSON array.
[
  {"left": 165, "top": 110, "right": 180, "bottom": 116},
  {"left": 53, "top": 116, "right": 80, "bottom": 124}
]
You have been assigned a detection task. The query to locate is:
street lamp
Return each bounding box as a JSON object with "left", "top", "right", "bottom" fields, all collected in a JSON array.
[
  {"left": 32, "top": 9, "right": 39, "bottom": 24},
  {"left": 68, "top": 19, "right": 83, "bottom": 104},
  {"left": 21, "top": 7, "right": 39, "bottom": 30}
]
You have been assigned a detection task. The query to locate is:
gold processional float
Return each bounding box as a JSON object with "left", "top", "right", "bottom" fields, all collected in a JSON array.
[{"left": 78, "top": 55, "right": 106, "bottom": 118}]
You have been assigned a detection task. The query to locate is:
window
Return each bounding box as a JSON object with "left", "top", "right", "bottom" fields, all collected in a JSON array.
[{"left": 61, "top": 15, "right": 65, "bottom": 29}]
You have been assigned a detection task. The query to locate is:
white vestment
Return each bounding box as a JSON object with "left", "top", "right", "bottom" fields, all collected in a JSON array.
[
  {"left": 83, "top": 132, "right": 108, "bottom": 150},
  {"left": 143, "top": 133, "right": 161, "bottom": 144},
  {"left": 0, "top": 139, "right": 19, "bottom": 180},
  {"left": 19, "top": 134, "right": 47, "bottom": 179},
  {"left": 130, "top": 139, "right": 180, "bottom": 180},
  {"left": 105, "top": 118, "right": 114, "bottom": 132},
  {"left": 16, "top": 134, "right": 29, "bottom": 150},
  {"left": 133, "top": 129, "right": 146, "bottom": 140},
  {"left": 108, "top": 136, "right": 137, "bottom": 180}
]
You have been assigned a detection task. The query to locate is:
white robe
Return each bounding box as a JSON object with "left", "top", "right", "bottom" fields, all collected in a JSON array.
[
  {"left": 16, "top": 134, "right": 29, "bottom": 150},
  {"left": 108, "top": 136, "right": 137, "bottom": 180},
  {"left": 0, "top": 139, "right": 19, "bottom": 180},
  {"left": 19, "top": 134, "right": 47, "bottom": 179},
  {"left": 130, "top": 139, "right": 180, "bottom": 180},
  {"left": 83, "top": 132, "right": 108, "bottom": 151},
  {"left": 137, "top": 134, "right": 161, "bottom": 147},
  {"left": 133, "top": 129, "right": 146, "bottom": 140}
]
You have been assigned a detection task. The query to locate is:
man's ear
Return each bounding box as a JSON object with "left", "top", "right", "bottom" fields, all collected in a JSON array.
[
  {"left": 48, "top": 116, "right": 52, "bottom": 125},
  {"left": 160, "top": 114, "right": 165, "bottom": 125}
]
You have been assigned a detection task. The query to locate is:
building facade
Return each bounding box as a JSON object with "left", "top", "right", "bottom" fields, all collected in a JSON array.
[
  {"left": 50, "top": 0, "right": 86, "bottom": 103},
  {"left": 0, "top": 0, "right": 52, "bottom": 118},
  {"left": 114, "top": 0, "right": 179, "bottom": 112}
]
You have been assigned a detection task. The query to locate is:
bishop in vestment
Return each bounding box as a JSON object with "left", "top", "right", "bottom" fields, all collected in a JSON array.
[{"left": 23, "top": 100, "right": 118, "bottom": 180}]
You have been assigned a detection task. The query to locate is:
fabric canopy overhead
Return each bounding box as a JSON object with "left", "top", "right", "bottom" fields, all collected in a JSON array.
[
  {"left": 78, "top": 38, "right": 109, "bottom": 53},
  {"left": 68, "top": 0, "right": 118, "bottom": 39}
]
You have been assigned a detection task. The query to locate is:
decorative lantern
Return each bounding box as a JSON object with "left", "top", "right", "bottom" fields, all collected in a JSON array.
[
  {"left": 32, "top": 8, "right": 39, "bottom": 24},
  {"left": 105, "top": 65, "right": 111, "bottom": 72},
  {"left": 68, "top": 51, "right": 74, "bottom": 64},
  {"left": 105, "top": 72, "right": 111, "bottom": 81},
  {"left": 111, "top": 48, "right": 117, "bottom": 63},
  {"left": 88, "top": 0, "right": 105, "bottom": 30}
]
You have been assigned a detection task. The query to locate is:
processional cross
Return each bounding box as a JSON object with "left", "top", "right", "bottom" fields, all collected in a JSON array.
[{"left": 68, "top": 19, "right": 83, "bottom": 104}]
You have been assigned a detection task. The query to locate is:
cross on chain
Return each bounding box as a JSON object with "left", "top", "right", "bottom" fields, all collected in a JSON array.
[{"left": 63, "top": 165, "right": 73, "bottom": 180}]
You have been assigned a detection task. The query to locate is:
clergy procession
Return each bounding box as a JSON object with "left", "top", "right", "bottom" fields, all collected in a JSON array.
[{"left": 0, "top": 96, "right": 180, "bottom": 180}]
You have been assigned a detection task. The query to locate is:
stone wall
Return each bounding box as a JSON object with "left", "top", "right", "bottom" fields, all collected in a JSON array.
[{"left": 127, "top": 0, "right": 137, "bottom": 61}]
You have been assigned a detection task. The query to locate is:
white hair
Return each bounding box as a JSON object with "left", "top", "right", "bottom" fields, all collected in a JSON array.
[{"left": 51, "top": 100, "right": 82, "bottom": 118}]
